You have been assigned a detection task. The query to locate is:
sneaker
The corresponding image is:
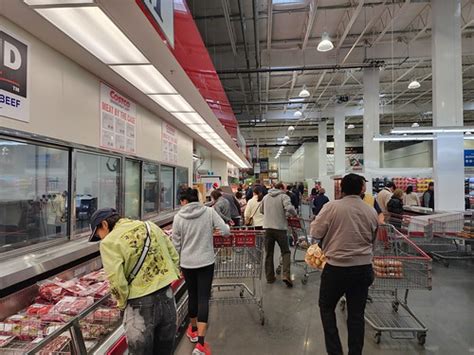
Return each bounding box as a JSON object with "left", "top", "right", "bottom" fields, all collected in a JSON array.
[
  {"left": 186, "top": 325, "right": 198, "bottom": 343},
  {"left": 192, "top": 342, "right": 212, "bottom": 355},
  {"left": 282, "top": 277, "right": 294, "bottom": 288}
]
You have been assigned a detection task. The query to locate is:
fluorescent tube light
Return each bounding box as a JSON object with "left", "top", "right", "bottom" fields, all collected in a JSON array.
[
  {"left": 172, "top": 112, "right": 206, "bottom": 125},
  {"left": 25, "top": 0, "right": 94, "bottom": 4},
  {"left": 36, "top": 7, "right": 148, "bottom": 64},
  {"left": 391, "top": 126, "right": 474, "bottom": 134},
  {"left": 111, "top": 65, "right": 177, "bottom": 94},
  {"left": 373, "top": 135, "right": 434, "bottom": 142},
  {"left": 149, "top": 94, "right": 194, "bottom": 112}
]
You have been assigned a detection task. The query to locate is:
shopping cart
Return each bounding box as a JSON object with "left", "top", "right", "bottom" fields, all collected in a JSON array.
[
  {"left": 211, "top": 229, "right": 265, "bottom": 325},
  {"left": 341, "top": 224, "right": 432, "bottom": 345},
  {"left": 286, "top": 216, "right": 319, "bottom": 285},
  {"left": 405, "top": 213, "right": 474, "bottom": 267}
]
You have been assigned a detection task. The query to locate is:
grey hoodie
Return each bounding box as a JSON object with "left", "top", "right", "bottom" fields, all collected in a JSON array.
[
  {"left": 260, "top": 188, "right": 297, "bottom": 230},
  {"left": 172, "top": 202, "right": 230, "bottom": 269}
]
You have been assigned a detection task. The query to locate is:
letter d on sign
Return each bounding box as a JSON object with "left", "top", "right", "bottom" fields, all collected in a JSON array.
[{"left": 3, "top": 41, "right": 21, "bottom": 70}]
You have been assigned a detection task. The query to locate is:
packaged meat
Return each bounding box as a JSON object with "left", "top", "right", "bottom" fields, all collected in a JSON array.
[
  {"left": 39, "top": 335, "right": 71, "bottom": 355},
  {"left": 26, "top": 304, "right": 54, "bottom": 317},
  {"left": 80, "top": 323, "right": 108, "bottom": 340},
  {"left": 4, "top": 314, "right": 28, "bottom": 323},
  {"left": 0, "top": 335, "right": 15, "bottom": 348},
  {"left": 80, "top": 270, "right": 107, "bottom": 283},
  {"left": 87, "top": 308, "right": 121, "bottom": 324},
  {"left": 44, "top": 324, "right": 63, "bottom": 337},
  {"left": 94, "top": 281, "right": 110, "bottom": 298},
  {"left": 53, "top": 296, "right": 94, "bottom": 316},
  {"left": 38, "top": 281, "right": 68, "bottom": 302},
  {"left": 0, "top": 320, "right": 43, "bottom": 340},
  {"left": 0, "top": 323, "right": 20, "bottom": 336}
]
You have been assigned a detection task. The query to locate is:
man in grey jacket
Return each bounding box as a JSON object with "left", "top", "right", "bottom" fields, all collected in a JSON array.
[{"left": 260, "top": 182, "right": 297, "bottom": 287}]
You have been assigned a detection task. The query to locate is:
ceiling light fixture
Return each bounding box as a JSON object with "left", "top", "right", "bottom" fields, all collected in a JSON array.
[
  {"left": 288, "top": 126, "right": 295, "bottom": 132},
  {"left": 317, "top": 32, "right": 334, "bottom": 52},
  {"left": 347, "top": 124, "right": 355, "bottom": 129},
  {"left": 298, "top": 86, "right": 310, "bottom": 98},
  {"left": 148, "top": 94, "right": 194, "bottom": 112},
  {"left": 408, "top": 79, "right": 421, "bottom": 89},
  {"left": 36, "top": 7, "right": 148, "bottom": 64},
  {"left": 111, "top": 65, "right": 177, "bottom": 94},
  {"left": 294, "top": 110, "right": 303, "bottom": 118},
  {"left": 411, "top": 122, "right": 420, "bottom": 128},
  {"left": 283, "top": 135, "right": 289, "bottom": 140},
  {"left": 373, "top": 135, "right": 435, "bottom": 142},
  {"left": 391, "top": 126, "right": 474, "bottom": 134}
]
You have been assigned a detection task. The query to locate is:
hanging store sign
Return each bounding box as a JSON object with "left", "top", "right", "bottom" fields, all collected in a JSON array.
[
  {"left": 100, "top": 83, "right": 137, "bottom": 154},
  {"left": 137, "top": 0, "right": 174, "bottom": 47},
  {"left": 464, "top": 150, "right": 474, "bottom": 167},
  {"left": 162, "top": 122, "right": 178, "bottom": 164},
  {"left": 0, "top": 29, "right": 29, "bottom": 122}
]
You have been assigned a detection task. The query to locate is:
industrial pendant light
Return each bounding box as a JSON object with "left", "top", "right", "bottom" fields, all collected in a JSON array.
[
  {"left": 288, "top": 126, "right": 295, "bottom": 132},
  {"left": 408, "top": 79, "right": 421, "bottom": 89},
  {"left": 294, "top": 110, "right": 303, "bottom": 117},
  {"left": 317, "top": 32, "right": 334, "bottom": 52},
  {"left": 298, "top": 86, "right": 310, "bottom": 98}
]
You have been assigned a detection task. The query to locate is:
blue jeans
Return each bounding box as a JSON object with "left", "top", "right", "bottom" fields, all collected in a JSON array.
[{"left": 123, "top": 285, "right": 177, "bottom": 355}]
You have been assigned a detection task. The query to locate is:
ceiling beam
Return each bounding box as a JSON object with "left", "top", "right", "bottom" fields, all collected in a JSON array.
[
  {"left": 266, "top": 0, "right": 273, "bottom": 50},
  {"left": 370, "top": 0, "right": 412, "bottom": 47},
  {"left": 405, "top": 4, "right": 431, "bottom": 45},
  {"left": 302, "top": 0, "right": 319, "bottom": 50},
  {"left": 221, "top": 0, "right": 237, "bottom": 56},
  {"left": 336, "top": 0, "right": 365, "bottom": 51}
]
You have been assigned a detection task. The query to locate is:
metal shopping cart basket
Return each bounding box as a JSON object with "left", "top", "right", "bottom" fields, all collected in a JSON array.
[
  {"left": 286, "top": 216, "right": 319, "bottom": 285},
  {"left": 405, "top": 213, "right": 474, "bottom": 267},
  {"left": 211, "top": 229, "right": 265, "bottom": 325},
  {"left": 346, "top": 224, "right": 432, "bottom": 345}
]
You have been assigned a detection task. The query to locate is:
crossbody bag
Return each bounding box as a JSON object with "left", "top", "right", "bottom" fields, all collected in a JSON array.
[
  {"left": 127, "top": 221, "right": 152, "bottom": 284},
  {"left": 245, "top": 202, "right": 262, "bottom": 226}
]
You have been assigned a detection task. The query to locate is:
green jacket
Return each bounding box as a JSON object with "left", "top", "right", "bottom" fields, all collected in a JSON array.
[{"left": 100, "top": 218, "right": 180, "bottom": 309}]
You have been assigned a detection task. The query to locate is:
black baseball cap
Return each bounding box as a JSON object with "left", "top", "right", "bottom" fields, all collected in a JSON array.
[{"left": 88, "top": 208, "right": 119, "bottom": 242}]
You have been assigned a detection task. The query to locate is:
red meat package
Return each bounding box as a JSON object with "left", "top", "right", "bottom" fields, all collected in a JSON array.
[
  {"left": 80, "top": 270, "right": 107, "bottom": 283},
  {"left": 38, "top": 335, "right": 71, "bottom": 355},
  {"left": 94, "top": 281, "right": 110, "bottom": 298},
  {"left": 53, "top": 296, "right": 94, "bottom": 316},
  {"left": 81, "top": 323, "right": 108, "bottom": 340},
  {"left": 38, "top": 280, "right": 69, "bottom": 302},
  {"left": 86, "top": 308, "right": 121, "bottom": 324},
  {"left": 26, "top": 304, "right": 54, "bottom": 317},
  {"left": 0, "top": 320, "right": 43, "bottom": 340}
]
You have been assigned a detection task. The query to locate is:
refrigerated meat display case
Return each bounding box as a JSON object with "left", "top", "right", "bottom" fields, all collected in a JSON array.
[{"left": 0, "top": 212, "right": 188, "bottom": 355}]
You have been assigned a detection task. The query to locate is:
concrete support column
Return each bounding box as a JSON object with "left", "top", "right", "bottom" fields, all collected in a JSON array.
[
  {"left": 303, "top": 142, "right": 319, "bottom": 180},
  {"left": 318, "top": 121, "right": 327, "bottom": 178},
  {"left": 432, "top": 0, "right": 464, "bottom": 211},
  {"left": 334, "top": 106, "right": 346, "bottom": 176}
]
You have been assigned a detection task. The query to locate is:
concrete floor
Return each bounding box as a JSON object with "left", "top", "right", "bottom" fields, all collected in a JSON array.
[{"left": 175, "top": 256, "right": 474, "bottom": 355}]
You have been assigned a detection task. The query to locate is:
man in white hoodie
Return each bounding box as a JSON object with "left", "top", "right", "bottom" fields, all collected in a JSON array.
[{"left": 260, "top": 182, "right": 297, "bottom": 287}]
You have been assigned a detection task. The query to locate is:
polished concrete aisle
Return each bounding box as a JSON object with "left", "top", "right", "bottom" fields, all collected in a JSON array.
[{"left": 175, "top": 257, "right": 474, "bottom": 355}]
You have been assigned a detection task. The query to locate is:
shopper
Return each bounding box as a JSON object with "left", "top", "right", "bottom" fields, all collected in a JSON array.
[
  {"left": 286, "top": 185, "right": 299, "bottom": 211},
  {"left": 361, "top": 180, "right": 385, "bottom": 224},
  {"left": 172, "top": 188, "right": 230, "bottom": 355},
  {"left": 291, "top": 184, "right": 301, "bottom": 212},
  {"left": 235, "top": 191, "right": 247, "bottom": 214},
  {"left": 310, "top": 183, "right": 320, "bottom": 197},
  {"left": 422, "top": 182, "right": 434, "bottom": 209},
  {"left": 260, "top": 182, "right": 297, "bottom": 287},
  {"left": 244, "top": 186, "right": 264, "bottom": 227},
  {"left": 310, "top": 173, "right": 378, "bottom": 355},
  {"left": 376, "top": 181, "right": 395, "bottom": 218},
  {"left": 404, "top": 186, "right": 420, "bottom": 206},
  {"left": 312, "top": 188, "right": 330, "bottom": 216},
  {"left": 89, "top": 208, "right": 180, "bottom": 355},
  {"left": 246, "top": 179, "right": 268, "bottom": 201},
  {"left": 298, "top": 182, "right": 305, "bottom": 197},
  {"left": 217, "top": 188, "right": 242, "bottom": 226},
  {"left": 211, "top": 189, "right": 233, "bottom": 225},
  {"left": 387, "top": 189, "right": 404, "bottom": 229}
]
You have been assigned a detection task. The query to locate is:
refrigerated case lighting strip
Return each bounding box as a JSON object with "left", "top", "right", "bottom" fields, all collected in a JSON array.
[{"left": 28, "top": 1, "right": 249, "bottom": 168}]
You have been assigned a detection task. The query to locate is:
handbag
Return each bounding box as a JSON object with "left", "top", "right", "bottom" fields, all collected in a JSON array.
[
  {"left": 127, "top": 222, "right": 152, "bottom": 284},
  {"left": 245, "top": 202, "right": 262, "bottom": 226}
]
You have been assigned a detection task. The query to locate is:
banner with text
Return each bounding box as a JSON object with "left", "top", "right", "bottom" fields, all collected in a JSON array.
[
  {"left": 100, "top": 83, "right": 137, "bottom": 154},
  {"left": 162, "top": 122, "right": 178, "bottom": 163}
]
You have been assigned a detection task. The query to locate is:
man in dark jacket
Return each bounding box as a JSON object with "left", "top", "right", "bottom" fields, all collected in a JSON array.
[
  {"left": 217, "top": 188, "right": 242, "bottom": 226},
  {"left": 245, "top": 179, "right": 268, "bottom": 201},
  {"left": 286, "top": 185, "right": 299, "bottom": 211},
  {"left": 312, "top": 188, "right": 330, "bottom": 216},
  {"left": 422, "top": 182, "right": 434, "bottom": 209}
]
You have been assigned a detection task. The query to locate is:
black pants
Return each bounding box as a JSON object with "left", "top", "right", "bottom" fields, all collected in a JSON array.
[
  {"left": 124, "top": 286, "right": 177, "bottom": 355},
  {"left": 182, "top": 264, "right": 215, "bottom": 323},
  {"left": 264, "top": 229, "right": 291, "bottom": 280},
  {"left": 319, "top": 264, "right": 374, "bottom": 355}
]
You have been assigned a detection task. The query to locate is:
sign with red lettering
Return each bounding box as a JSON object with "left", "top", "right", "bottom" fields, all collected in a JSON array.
[
  {"left": 100, "top": 83, "right": 137, "bottom": 154},
  {"left": 162, "top": 122, "right": 177, "bottom": 163}
]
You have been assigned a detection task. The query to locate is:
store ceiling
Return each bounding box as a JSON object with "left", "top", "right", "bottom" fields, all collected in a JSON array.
[{"left": 188, "top": 0, "right": 474, "bottom": 156}]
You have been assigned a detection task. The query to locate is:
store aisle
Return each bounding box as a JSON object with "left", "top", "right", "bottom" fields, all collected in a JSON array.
[{"left": 175, "top": 259, "right": 474, "bottom": 355}]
